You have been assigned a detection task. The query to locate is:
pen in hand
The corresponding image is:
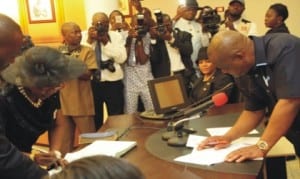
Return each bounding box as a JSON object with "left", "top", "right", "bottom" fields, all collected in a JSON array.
[{"left": 32, "top": 147, "right": 62, "bottom": 168}]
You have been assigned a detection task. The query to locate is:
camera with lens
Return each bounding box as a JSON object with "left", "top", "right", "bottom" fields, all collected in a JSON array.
[
  {"left": 154, "top": 9, "right": 166, "bottom": 35},
  {"left": 101, "top": 59, "right": 116, "bottom": 73},
  {"left": 95, "top": 21, "right": 107, "bottom": 36},
  {"left": 136, "top": 14, "right": 147, "bottom": 37},
  {"left": 200, "top": 6, "right": 221, "bottom": 36}
]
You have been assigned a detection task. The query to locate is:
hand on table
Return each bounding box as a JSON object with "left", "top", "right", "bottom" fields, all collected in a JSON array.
[
  {"left": 197, "top": 136, "right": 265, "bottom": 162},
  {"left": 224, "top": 145, "right": 265, "bottom": 162},
  {"left": 34, "top": 150, "right": 68, "bottom": 169},
  {"left": 197, "top": 136, "right": 231, "bottom": 150}
]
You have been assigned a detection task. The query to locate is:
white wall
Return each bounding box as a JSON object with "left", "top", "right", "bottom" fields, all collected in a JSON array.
[
  {"left": 84, "top": 0, "right": 118, "bottom": 27},
  {"left": 0, "top": 1, "right": 20, "bottom": 22},
  {"left": 141, "top": 0, "right": 300, "bottom": 36}
]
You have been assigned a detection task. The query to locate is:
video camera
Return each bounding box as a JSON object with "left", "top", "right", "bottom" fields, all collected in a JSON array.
[
  {"left": 154, "top": 9, "right": 166, "bottom": 35},
  {"left": 136, "top": 14, "right": 147, "bottom": 37},
  {"left": 200, "top": 6, "right": 221, "bottom": 36}
]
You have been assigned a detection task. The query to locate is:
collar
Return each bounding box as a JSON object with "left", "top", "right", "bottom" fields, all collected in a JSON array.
[{"left": 249, "top": 36, "right": 268, "bottom": 68}]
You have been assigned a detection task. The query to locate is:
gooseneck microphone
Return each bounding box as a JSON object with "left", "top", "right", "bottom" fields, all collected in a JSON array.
[{"left": 165, "top": 92, "right": 229, "bottom": 147}]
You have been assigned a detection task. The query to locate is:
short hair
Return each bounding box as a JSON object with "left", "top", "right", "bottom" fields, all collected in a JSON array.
[
  {"left": 269, "top": 3, "right": 289, "bottom": 21},
  {"left": 47, "top": 155, "right": 144, "bottom": 179}
]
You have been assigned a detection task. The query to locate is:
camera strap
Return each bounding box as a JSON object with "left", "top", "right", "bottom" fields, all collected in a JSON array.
[{"left": 94, "top": 41, "right": 102, "bottom": 80}]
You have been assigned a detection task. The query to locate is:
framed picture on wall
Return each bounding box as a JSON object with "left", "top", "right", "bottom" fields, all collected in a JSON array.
[
  {"left": 119, "top": 0, "right": 132, "bottom": 17},
  {"left": 26, "top": 0, "right": 56, "bottom": 23}
]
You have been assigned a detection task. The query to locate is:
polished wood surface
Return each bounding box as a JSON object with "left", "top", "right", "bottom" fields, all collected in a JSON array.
[{"left": 100, "top": 103, "right": 263, "bottom": 179}]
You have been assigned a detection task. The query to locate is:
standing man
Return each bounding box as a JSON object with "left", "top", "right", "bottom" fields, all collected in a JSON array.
[
  {"left": 173, "top": 0, "right": 210, "bottom": 76},
  {"left": 150, "top": 13, "right": 191, "bottom": 78},
  {"left": 83, "top": 12, "right": 127, "bottom": 130},
  {"left": 220, "top": 0, "right": 257, "bottom": 36},
  {"left": 198, "top": 31, "right": 300, "bottom": 165},
  {"left": 59, "top": 22, "right": 97, "bottom": 136},
  {"left": 0, "top": 13, "right": 48, "bottom": 179}
]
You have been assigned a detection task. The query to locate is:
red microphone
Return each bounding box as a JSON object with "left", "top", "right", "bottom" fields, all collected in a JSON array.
[
  {"left": 182, "top": 92, "right": 228, "bottom": 116},
  {"left": 211, "top": 92, "right": 228, "bottom": 107}
]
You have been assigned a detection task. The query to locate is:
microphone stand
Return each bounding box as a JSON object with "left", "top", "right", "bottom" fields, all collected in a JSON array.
[{"left": 165, "top": 111, "right": 206, "bottom": 147}]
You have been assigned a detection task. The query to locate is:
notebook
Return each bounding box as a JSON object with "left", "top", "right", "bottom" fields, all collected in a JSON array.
[{"left": 64, "top": 140, "right": 137, "bottom": 163}]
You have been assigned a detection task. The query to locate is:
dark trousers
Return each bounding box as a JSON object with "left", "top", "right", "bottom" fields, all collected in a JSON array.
[
  {"left": 285, "top": 128, "right": 300, "bottom": 156},
  {"left": 91, "top": 79, "right": 124, "bottom": 130}
]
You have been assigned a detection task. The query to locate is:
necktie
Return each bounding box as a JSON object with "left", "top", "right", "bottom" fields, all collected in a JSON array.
[{"left": 94, "top": 41, "right": 102, "bottom": 80}]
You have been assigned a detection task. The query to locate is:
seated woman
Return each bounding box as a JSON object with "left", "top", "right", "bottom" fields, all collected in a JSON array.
[
  {"left": 0, "top": 46, "right": 87, "bottom": 169},
  {"left": 45, "top": 155, "right": 144, "bottom": 179},
  {"left": 189, "top": 47, "right": 238, "bottom": 104}
]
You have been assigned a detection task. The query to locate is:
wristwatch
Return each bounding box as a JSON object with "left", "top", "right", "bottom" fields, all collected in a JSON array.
[{"left": 256, "top": 140, "right": 269, "bottom": 151}]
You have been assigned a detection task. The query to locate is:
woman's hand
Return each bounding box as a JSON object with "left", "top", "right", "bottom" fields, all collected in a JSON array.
[{"left": 34, "top": 150, "right": 66, "bottom": 168}]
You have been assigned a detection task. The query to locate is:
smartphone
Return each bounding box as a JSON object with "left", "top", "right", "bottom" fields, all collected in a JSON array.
[{"left": 115, "top": 15, "right": 122, "bottom": 23}]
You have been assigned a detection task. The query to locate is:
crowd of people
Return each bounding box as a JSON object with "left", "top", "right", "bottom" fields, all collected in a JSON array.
[{"left": 0, "top": 0, "right": 299, "bottom": 178}]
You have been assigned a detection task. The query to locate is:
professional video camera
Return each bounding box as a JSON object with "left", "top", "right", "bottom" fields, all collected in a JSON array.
[
  {"left": 101, "top": 59, "right": 116, "bottom": 73},
  {"left": 154, "top": 9, "right": 166, "bottom": 35},
  {"left": 95, "top": 21, "right": 107, "bottom": 36},
  {"left": 136, "top": 14, "right": 147, "bottom": 37},
  {"left": 200, "top": 6, "right": 221, "bottom": 36}
]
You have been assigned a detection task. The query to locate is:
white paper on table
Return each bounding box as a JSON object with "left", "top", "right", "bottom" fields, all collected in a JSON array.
[
  {"left": 186, "top": 134, "right": 207, "bottom": 148},
  {"left": 206, "top": 127, "right": 259, "bottom": 136},
  {"left": 64, "top": 140, "right": 136, "bottom": 163},
  {"left": 175, "top": 135, "right": 262, "bottom": 166}
]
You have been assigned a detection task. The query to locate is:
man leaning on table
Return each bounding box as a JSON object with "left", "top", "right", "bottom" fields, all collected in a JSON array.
[{"left": 197, "top": 30, "right": 300, "bottom": 163}]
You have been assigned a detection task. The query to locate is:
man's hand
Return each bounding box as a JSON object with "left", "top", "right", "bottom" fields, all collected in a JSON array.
[
  {"left": 224, "top": 18, "right": 235, "bottom": 30},
  {"left": 225, "top": 145, "right": 265, "bottom": 162},
  {"left": 128, "top": 28, "right": 138, "bottom": 38},
  {"left": 197, "top": 136, "right": 231, "bottom": 150},
  {"left": 87, "top": 26, "right": 98, "bottom": 44}
]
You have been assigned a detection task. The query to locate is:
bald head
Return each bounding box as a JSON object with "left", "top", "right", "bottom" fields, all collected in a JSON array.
[
  {"left": 61, "top": 22, "right": 80, "bottom": 35},
  {"left": 61, "top": 22, "right": 82, "bottom": 46},
  {"left": 0, "top": 13, "right": 23, "bottom": 71},
  {"left": 207, "top": 30, "right": 255, "bottom": 77}
]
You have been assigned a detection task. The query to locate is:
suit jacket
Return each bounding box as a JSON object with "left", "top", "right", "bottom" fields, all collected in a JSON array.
[{"left": 150, "top": 30, "right": 194, "bottom": 77}]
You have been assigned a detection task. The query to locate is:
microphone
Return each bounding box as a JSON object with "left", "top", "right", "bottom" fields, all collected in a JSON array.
[
  {"left": 170, "top": 82, "right": 233, "bottom": 119},
  {"left": 165, "top": 92, "right": 228, "bottom": 147},
  {"left": 182, "top": 92, "right": 228, "bottom": 117}
]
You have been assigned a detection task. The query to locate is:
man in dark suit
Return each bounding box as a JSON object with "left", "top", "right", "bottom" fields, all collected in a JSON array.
[{"left": 150, "top": 13, "right": 196, "bottom": 92}]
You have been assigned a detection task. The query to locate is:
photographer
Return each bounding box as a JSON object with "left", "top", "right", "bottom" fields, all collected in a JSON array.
[
  {"left": 83, "top": 12, "right": 127, "bottom": 130},
  {"left": 219, "top": 0, "right": 257, "bottom": 36},
  {"left": 123, "top": 14, "right": 154, "bottom": 113},
  {"left": 149, "top": 12, "right": 196, "bottom": 93}
]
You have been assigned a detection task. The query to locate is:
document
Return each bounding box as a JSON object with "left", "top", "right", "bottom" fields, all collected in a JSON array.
[
  {"left": 64, "top": 140, "right": 137, "bottom": 163},
  {"left": 206, "top": 127, "right": 259, "bottom": 136},
  {"left": 175, "top": 135, "right": 262, "bottom": 165}
]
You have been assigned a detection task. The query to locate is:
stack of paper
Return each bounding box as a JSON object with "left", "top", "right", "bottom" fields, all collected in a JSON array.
[
  {"left": 175, "top": 134, "right": 262, "bottom": 165},
  {"left": 65, "top": 140, "right": 137, "bottom": 163}
]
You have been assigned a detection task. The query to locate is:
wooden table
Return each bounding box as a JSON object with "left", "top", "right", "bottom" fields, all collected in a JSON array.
[{"left": 100, "top": 103, "right": 294, "bottom": 179}]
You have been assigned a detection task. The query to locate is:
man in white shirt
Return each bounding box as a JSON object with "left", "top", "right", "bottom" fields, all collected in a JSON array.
[
  {"left": 220, "top": 0, "right": 257, "bottom": 36},
  {"left": 173, "top": 0, "right": 210, "bottom": 76},
  {"left": 82, "top": 12, "right": 127, "bottom": 129}
]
